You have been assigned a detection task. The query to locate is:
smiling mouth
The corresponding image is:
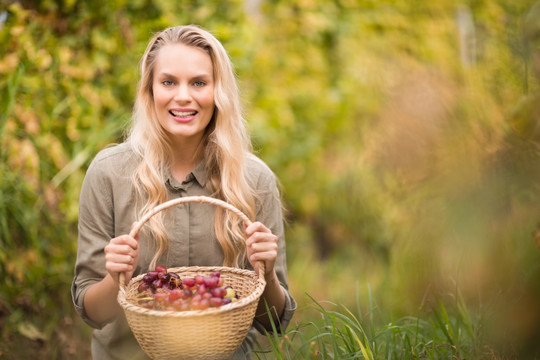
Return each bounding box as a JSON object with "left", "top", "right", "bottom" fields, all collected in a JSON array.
[{"left": 170, "top": 110, "right": 197, "bottom": 118}]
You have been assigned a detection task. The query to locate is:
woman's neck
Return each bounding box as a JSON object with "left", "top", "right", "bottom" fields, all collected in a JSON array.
[{"left": 170, "top": 137, "right": 204, "bottom": 183}]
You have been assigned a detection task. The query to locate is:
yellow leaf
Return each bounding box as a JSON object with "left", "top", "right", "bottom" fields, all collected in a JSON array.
[{"left": 18, "top": 322, "right": 46, "bottom": 342}]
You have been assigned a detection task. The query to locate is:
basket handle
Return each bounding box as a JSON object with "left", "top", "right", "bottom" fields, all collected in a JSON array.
[{"left": 119, "top": 195, "right": 265, "bottom": 288}]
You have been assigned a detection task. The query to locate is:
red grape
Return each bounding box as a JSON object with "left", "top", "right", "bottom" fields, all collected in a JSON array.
[
  {"left": 222, "top": 297, "right": 232, "bottom": 305},
  {"left": 152, "top": 279, "right": 163, "bottom": 290},
  {"left": 169, "top": 288, "right": 182, "bottom": 301},
  {"left": 199, "top": 299, "right": 209, "bottom": 310},
  {"left": 211, "top": 287, "right": 226, "bottom": 298},
  {"left": 142, "top": 300, "right": 155, "bottom": 309},
  {"left": 210, "top": 297, "right": 223, "bottom": 307},
  {"left": 181, "top": 289, "right": 192, "bottom": 300},
  {"left": 191, "top": 298, "right": 201, "bottom": 310},
  {"left": 155, "top": 265, "right": 167, "bottom": 274},
  {"left": 153, "top": 291, "right": 168, "bottom": 302},
  {"left": 135, "top": 270, "right": 239, "bottom": 311},
  {"left": 171, "top": 300, "right": 182, "bottom": 310},
  {"left": 197, "top": 284, "right": 207, "bottom": 295},
  {"left": 205, "top": 276, "right": 219, "bottom": 288},
  {"left": 143, "top": 274, "right": 155, "bottom": 284},
  {"left": 138, "top": 282, "right": 150, "bottom": 293},
  {"left": 179, "top": 300, "right": 190, "bottom": 311}
]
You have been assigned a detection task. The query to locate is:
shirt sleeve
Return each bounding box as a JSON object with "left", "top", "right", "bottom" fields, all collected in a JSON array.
[
  {"left": 250, "top": 165, "right": 297, "bottom": 335},
  {"left": 71, "top": 155, "right": 116, "bottom": 329}
]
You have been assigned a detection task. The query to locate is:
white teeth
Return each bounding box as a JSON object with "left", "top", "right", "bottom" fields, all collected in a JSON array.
[{"left": 170, "top": 110, "right": 196, "bottom": 117}]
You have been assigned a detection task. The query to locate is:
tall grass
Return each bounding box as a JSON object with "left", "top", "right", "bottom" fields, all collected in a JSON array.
[
  {"left": 0, "top": 64, "right": 24, "bottom": 248},
  {"left": 256, "top": 288, "right": 485, "bottom": 360}
]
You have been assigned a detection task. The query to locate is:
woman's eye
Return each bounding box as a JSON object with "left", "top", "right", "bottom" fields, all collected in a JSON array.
[
  {"left": 194, "top": 81, "right": 206, "bottom": 87},
  {"left": 162, "top": 80, "right": 174, "bottom": 86}
]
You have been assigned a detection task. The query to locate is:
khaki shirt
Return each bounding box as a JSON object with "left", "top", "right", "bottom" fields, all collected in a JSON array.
[{"left": 71, "top": 142, "right": 296, "bottom": 360}]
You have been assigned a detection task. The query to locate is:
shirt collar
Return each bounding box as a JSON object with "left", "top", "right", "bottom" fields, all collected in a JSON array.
[{"left": 165, "top": 160, "right": 207, "bottom": 190}]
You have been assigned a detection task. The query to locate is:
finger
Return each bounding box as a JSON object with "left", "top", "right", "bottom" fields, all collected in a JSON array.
[
  {"left": 110, "top": 235, "right": 138, "bottom": 250},
  {"left": 248, "top": 238, "right": 278, "bottom": 252},
  {"left": 248, "top": 250, "right": 277, "bottom": 276},
  {"left": 249, "top": 249, "right": 277, "bottom": 262},
  {"left": 106, "top": 261, "right": 135, "bottom": 272},
  {"left": 245, "top": 221, "right": 271, "bottom": 237},
  {"left": 247, "top": 235, "right": 278, "bottom": 256},
  {"left": 111, "top": 255, "right": 135, "bottom": 270},
  {"left": 105, "top": 250, "right": 136, "bottom": 264},
  {"left": 105, "top": 243, "right": 138, "bottom": 258},
  {"left": 246, "top": 232, "right": 278, "bottom": 249}
]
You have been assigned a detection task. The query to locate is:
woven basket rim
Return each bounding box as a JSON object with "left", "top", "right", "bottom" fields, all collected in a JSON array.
[{"left": 118, "top": 265, "right": 265, "bottom": 318}]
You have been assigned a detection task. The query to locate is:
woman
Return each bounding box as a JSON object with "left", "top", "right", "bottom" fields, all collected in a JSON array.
[{"left": 71, "top": 25, "right": 296, "bottom": 359}]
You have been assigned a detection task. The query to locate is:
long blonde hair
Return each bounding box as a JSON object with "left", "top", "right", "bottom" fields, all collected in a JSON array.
[{"left": 127, "top": 25, "right": 255, "bottom": 269}]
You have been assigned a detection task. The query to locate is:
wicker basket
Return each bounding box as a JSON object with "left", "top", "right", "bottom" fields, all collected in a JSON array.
[{"left": 117, "top": 196, "right": 267, "bottom": 360}]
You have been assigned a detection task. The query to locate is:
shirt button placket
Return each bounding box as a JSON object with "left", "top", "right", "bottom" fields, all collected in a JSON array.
[{"left": 170, "top": 190, "right": 190, "bottom": 266}]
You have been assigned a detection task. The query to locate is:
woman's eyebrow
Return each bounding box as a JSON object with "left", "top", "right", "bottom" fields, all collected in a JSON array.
[
  {"left": 156, "top": 72, "right": 177, "bottom": 79},
  {"left": 156, "top": 72, "right": 212, "bottom": 79}
]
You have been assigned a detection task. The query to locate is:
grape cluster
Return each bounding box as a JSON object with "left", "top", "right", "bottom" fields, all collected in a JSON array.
[{"left": 135, "top": 265, "right": 239, "bottom": 311}]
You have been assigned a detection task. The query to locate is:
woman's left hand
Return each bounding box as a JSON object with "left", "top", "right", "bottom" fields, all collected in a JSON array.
[{"left": 245, "top": 221, "right": 278, "bottom": 278}]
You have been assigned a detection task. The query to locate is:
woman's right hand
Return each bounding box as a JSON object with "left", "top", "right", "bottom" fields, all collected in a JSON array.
[{"left": 104, "top": 222, "right": 139, "bottom": 285}]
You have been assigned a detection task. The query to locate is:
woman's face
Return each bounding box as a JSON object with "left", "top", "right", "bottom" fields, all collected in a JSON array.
[{"left": 152, "top": 43, "right": 215, "bottom": 145}]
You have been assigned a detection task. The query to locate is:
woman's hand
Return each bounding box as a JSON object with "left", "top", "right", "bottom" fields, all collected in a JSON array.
[
  {"left": 83, "top": 223, "right": 139, "bottom": 324},
  {"left": 104, "top": 222, "right": 140, "bottom": 285},
  {"left": 245, "top": 221, "right": 287, "bottom": 329},
  {"left": 245, "top": 221, "right": 278, "bottom": 278}
]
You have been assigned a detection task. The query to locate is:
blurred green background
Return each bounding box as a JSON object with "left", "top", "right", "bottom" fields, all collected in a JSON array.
[{"left": 1, "top": 0, "right": 540, "bottom": 358}]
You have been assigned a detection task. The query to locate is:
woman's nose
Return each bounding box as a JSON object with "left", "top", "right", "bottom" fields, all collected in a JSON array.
[{"left": 174, "top": 84, "right": 191, "bottom": 102}]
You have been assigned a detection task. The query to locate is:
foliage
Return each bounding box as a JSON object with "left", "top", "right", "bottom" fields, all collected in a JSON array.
[
  {"left": 1, "top": 0, "right": 540, "bottom": 358},
  {"left": 256, "top": 290, "right": 483, "bottom": 359}
]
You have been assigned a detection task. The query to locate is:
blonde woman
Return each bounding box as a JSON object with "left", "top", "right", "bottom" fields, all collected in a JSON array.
[{"left": 72, "top": 25, "right": 296, "bottom": 359}]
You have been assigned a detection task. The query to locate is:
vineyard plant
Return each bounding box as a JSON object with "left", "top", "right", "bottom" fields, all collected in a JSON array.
[{"left": 1, "top": 0, "right": 540, "bottom": 359}]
